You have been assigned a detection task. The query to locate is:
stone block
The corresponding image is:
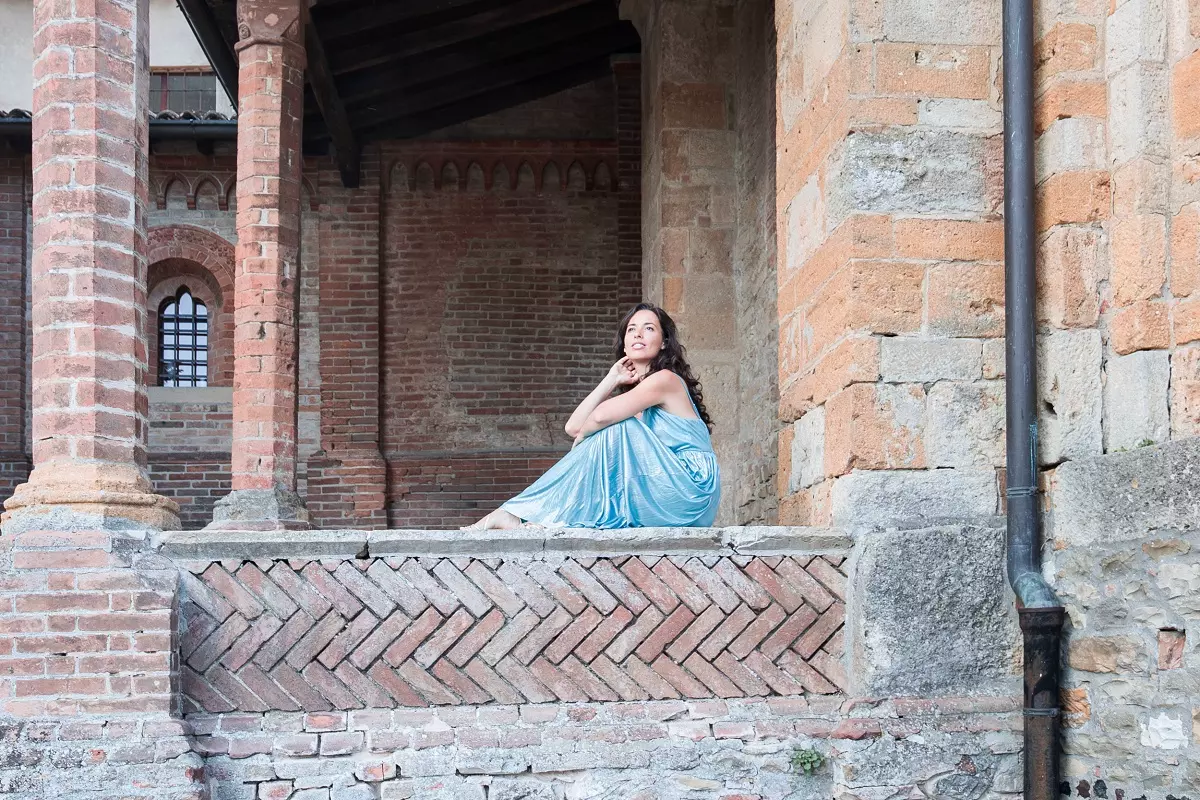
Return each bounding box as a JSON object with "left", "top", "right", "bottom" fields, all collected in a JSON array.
[
  {"left": 1172, "top": 49, "right": 1200, "bottom": 140},
  {"left": 879, "top": 338, "right": 982, "bottom": 383},
  {"left": 155, "top": 530, "right": 369, "bottom": 559},
  {"left": 824, "top": 383, "right": 926, "bottom": 475},
  {"left": 881, "top": 0, "right": 999, "bottom": 44},
  {"left": 1037, "top": 330, "right": 1103, "bottom": 465},
  {"left": 1170, "top": 203, "right": 1200, "bottom": 297},
  {"left": 784, "top": 173, "right": 825, "bottom": 275},
  {"left": 1171, "top": 346, "right": 1200, "bottom": 437},
  {"left": 1113, "top": 156, "right": 1171, "bottom": 216},
  {"left": 1108, "top": 63, "right": 1169, "bottom": 166},
  {"left": 847, "top": 523, "right": 1018, "bottom": 696},
  {"left": 1037, "top": 226, "right": 1103, "bottom": 329},
  {"left": 1110, "top": 300, "right": 1171, "bottom": 354},
  {"left": 926, "top": 381, "right": 1005, "bottom": 468},
  {"left": 826, "top": 130, "right": 988, "bottom": 224},
  {"left": 1103, "top": 350, "right": 1170, "bottom": 451},
  {"left": 1050, "top": 436, "right": 1200, "bottom": 545},
  {"left": 790, "top": 406, "right": 826, "bottom": 491},
  {"left": 830, "top": 469, "right": 998, "bottom": 530},
  {"left": 487, "top": 778, "right": 557, "bottom": 799},
  {"left": 1036, "top": 22, "right": 1098, "bottom": 76},
  {"left": 982, "top": 339, "right": 1006, "bottom": 379},
  {"left": 926, "top": 262, "right": 1005, "bottom": 338},
  {"left": 1105, "top": 0, "right": 1167, "bottom": 76},
  {"left": 1036, "top": 118, "right": 1106, "bottom": 182},
  {"left": 917, "top": 99, "right": 1002, "bottom": 129},
  {"left": 1111, "top": 213, "right": 1167, "bottom": 304},
  {"left": 874, "top": 44, "right": 992, "bottom": 100}
]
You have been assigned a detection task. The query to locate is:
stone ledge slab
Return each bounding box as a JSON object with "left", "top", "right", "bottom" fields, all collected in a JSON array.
[{"left": 154, "top": 526, "right": 851, "bottom": 560}]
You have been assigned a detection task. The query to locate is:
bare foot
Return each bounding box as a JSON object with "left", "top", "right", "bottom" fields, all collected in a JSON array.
[{"left": 460, "top": 509, "right": 524, "bottom": 530}]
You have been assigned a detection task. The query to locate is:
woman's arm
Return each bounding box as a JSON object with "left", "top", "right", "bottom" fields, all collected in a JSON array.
[
  {"left": 564, "top": 358, "right": 637, "bottom": 438},
  {"left": 574, "top": 370, "right": 678, "bottom": 439}
]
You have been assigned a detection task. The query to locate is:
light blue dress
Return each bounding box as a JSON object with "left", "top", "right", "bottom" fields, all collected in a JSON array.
[{"left": 501, "top": 374, "right": 720, "bottom": 529}]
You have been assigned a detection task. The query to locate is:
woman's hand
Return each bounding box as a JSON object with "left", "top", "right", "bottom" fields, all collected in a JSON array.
[{"left": 607, "top": 356, "right": 639, "bottom": 387}]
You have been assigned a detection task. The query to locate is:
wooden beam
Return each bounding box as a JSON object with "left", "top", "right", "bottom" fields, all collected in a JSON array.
[
  {"left": 316, "top": 0, "right": 495, "bottom": 42},
  {"left": 344, "top": 23, "right": 638, "bottom": 130},
  {"left": 303, "top": 5, "right": 360, "bottom": 187},
  {"left": 332, "top": 2, "right": 620, "bottom": 105},
  {"left": 176, "top": 0, "right": 239, "bottom": 103},
  {"left": 357, "top": 57, "right": 613, "bottom": 140},
  {"left": 326, "top": 0, "right": 587, "bottom": 75}
]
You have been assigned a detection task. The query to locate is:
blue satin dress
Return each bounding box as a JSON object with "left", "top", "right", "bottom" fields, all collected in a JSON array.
[{"left": 501, "top": 375, "right": 720, "bottom": 529}]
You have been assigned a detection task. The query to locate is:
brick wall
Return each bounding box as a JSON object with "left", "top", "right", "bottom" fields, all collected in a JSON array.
[
  {"left": 0, "top": 153, "right": 28, "bottom": 507},
  {"left": 385, "top": 451, "right": 563, "bottom": 529},
  {"left": 380, "top": 142, "right": 623, "bottom": 528}
]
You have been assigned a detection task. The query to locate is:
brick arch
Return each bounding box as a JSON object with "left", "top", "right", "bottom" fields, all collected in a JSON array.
[{"left": 148, "top": 225, "right": 236, "bottom": 386}]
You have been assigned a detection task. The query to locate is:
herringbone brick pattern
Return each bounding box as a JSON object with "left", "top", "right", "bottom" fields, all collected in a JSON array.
[{"left": 179, "top": 554, "right": 847, "bottom": 711}]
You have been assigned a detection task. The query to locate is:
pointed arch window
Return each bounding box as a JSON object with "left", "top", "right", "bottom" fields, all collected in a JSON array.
[{"left": 158, "top": 287, "right": 209, "bottom": 387}]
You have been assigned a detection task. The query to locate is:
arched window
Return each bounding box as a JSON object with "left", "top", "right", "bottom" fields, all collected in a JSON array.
[{"left": 158, "top": 287, "right": 209, "bottom": 387}]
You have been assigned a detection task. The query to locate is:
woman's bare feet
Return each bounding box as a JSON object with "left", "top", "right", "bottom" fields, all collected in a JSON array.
[{"left": 460, "top": 508, "right": 524, "bottom": 530}]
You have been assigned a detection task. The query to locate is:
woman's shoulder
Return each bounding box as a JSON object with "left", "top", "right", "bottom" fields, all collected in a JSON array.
[{"left": 645, "top": 370, "right": 686, "bottom": 390}]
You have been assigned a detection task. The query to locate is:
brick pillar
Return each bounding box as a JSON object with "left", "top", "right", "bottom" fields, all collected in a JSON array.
[
  {"left": 613, "top": 55, "right": 643, "bottom": 310},
  {"left": 308, "top": 148, "right": 388, "bottom": 529},
  {"left": 210, "top": 0, "right": 310, "bottom": 530},
  {"left": 637, "top": 0, "right": 740, "bottom": 524},
  {"left": 1, "top": 0, "right": 178, "bottom": 532}
]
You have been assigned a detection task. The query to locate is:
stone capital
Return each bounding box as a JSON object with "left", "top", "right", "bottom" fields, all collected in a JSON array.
[{"left": 235, "top": 0, "right": 304, "bottom": 51}]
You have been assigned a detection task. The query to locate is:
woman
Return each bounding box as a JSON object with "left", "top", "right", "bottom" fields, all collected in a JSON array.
[{"left": 463, "top": 303, "right": 720, "bottom": 530}]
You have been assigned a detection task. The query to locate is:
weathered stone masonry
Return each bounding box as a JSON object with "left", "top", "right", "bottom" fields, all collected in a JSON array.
[{"left": 0, "top": 525, "right": 1028, "bottom": 799}]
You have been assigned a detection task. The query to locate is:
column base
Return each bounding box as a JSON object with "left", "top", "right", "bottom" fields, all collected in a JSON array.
[
  {"left": 1, "top": 463, "right": 181, "bottom": 534},
  {"left": 206, "top": 486, "right": 311, "bottom": 531}
]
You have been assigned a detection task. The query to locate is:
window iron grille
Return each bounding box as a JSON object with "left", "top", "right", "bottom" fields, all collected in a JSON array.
[
  {"left": 150, "top": 71, "right": 218, "bottom": 113},
  {"left": 158, "top": 288, "right": 209, "bottom": 387}
]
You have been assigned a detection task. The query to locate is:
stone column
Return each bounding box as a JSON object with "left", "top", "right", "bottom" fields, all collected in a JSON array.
[
  {"left": 636, "top": 0, "right": 740, "bottom": 524},
  {"left": 1, "top": 0, "right": 178, "bottom": 531},
  {"left": 210, "top": 0, "right": 309, "bottom": 530}
]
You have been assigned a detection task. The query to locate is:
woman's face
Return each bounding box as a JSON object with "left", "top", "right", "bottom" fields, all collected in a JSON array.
[{"left": 624, "top": 309, "right": 664, "bottom": 363}]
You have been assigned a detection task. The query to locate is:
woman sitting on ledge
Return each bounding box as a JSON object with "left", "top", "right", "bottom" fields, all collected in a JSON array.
[{"left": 463, "top": 303, "right": 720, "bottom": 530}]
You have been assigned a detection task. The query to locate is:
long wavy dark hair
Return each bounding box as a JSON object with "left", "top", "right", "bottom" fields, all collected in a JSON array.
[{"left": 612, "top": 303, "right": 714, "bottom": 431}]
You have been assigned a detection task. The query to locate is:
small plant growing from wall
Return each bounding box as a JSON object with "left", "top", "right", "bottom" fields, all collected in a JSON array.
[{"left": 791, "top": 747, "right": 825, "bottom": 776}]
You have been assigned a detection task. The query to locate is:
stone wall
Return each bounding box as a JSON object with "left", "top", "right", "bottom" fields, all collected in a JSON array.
[
  {"left": 1034, "top": 0, "right": 1200, "bottom": 461},
  {"left": 1051, "top": 437, "right": 1200, "bottom": 796},
  {"left": 733, "top": 0, "right": 780, "bottom": 525},
  {"left": 635, "top": 0, "right": 743, "bottom": 525},
  {"left": 774, "top": 0, "right": 1007, "bottom": 527}
]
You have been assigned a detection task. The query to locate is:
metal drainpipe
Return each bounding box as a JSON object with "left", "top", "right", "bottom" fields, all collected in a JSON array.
[{"left": 1003, "top": 0, "right": 1067, "bottom": 794}]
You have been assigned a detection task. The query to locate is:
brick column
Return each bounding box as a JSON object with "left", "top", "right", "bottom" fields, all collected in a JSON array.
[
  {"left": 613, "top": 55, "right": 643, "bottom": 309},
  {"left": 1, "top": 0, "right": 178, "bottom": 532},
  {"left": 210, "top": 0, "right": 309, "bottom": 529}
]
